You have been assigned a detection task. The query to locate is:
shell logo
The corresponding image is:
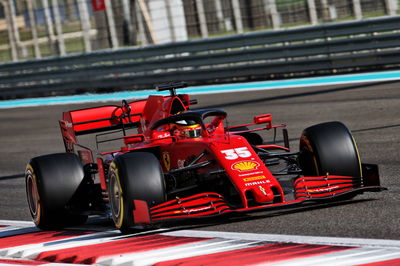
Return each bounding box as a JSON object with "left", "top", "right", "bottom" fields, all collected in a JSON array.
[{"left": 232, "top": 161, "right": 260, "bottom": 172}]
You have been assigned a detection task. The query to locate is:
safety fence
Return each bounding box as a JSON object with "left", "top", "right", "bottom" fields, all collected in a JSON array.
[
  {"left": 1, "top": 0, "right": 399, "bottom": 62},
  {"left": 0, "top": 15, "right": 400, "bottom": 98}
]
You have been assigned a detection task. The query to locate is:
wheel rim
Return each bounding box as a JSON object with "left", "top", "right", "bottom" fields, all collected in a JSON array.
[
  {"left": 109, "top": 163, "right": 124, "bottom": 228},
  {"left": 26, "top": 165, "right": 41, "bottom": 224}
]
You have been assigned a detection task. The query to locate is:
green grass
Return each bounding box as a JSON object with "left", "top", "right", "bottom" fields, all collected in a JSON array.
[
  {"left": 0, "top": 50, "right": 12, "bottom": 62},
  {"left": 65, "top": 37, "right": 85, "bottom": 54},
  {"left": 1, "top": 20, "right": 83, "bottom": 45},
  {"left": 276, "top": 0, "right": 306, "bottom": 8},
  {"left": 362, "top": 11, "right": 387, "bottom": 19}
]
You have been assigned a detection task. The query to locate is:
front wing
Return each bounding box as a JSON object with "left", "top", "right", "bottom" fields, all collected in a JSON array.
[{"left": 132, "top": 172, "right": 386, "bottom": 226}]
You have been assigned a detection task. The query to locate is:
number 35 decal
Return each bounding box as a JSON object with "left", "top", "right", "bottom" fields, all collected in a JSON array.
[{"left": 221, "top": 147, "right": 252, "bottom": 160}]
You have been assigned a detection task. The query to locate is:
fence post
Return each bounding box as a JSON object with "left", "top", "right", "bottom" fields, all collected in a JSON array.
[
  {"left": 195, "top": 0, "right": 209, "bottom": 38},
  {"left": 352, "top": 0, "right": 363, "bottom": 20},
  {"left": 231, "top": 0, "right": 243, "bottom": 33},
  {"left": 41, "top": 0, "right": 57, "bottom": 55},
  {"left": 4, "top": 0, "right": 18, "bottom": 61},
  {"left": 137, "top": 0, "right": 157, "bottom": 44},
  {"left": 307, "top": 0, "right": 318, "bottom": 25},
  {"left": 122, "top": 0, "right": 134, "bottom": 44},
  {"left": 320, "top": 0, "right": 330, "bottom": 21},
  {"left": 7, "top": 0, "right": 20, "bottom": 49},
  {"left": 215, "top": 0, "right": 225, "bottom": 31},
  {"left": 135, "top": 3, "right": 148, "bottom": 45},
  {"left": 263, "top": 0, "right": 280, "bottom": 29},
  {"left": 77, "top": 0, "right": 92, "bottom": 52},
  {"left": 104, "top": 0, "right": 119, "bottom": 49},
  {"left": 51, "top": 0, "right": 66, "bottom": 56},
  {"left": 165, "top": 0, "right": 176, "bottom": 42},
  {"left": 26, "top": 0, "right": 41, "bottom": 58},
  {"left": 385, "top": 0, "right": 398, "bottom": 16}
]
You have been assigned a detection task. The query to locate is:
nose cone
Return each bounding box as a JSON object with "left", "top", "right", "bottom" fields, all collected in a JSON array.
[{"left": 249, "top": 186, "right": 276, "bottom": 203}]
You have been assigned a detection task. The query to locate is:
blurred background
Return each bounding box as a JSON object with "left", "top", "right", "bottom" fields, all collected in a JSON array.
[{"left": 1, "top": 0, "right": 399, "bottom": 62}]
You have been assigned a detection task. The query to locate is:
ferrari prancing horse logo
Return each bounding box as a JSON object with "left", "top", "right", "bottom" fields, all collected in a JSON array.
[{"left": 162, "top": 152, "right": 171, "bottom": 171}]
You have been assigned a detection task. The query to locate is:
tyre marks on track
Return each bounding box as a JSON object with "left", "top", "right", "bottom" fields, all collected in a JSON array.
[{"left": 0, "top": 221, "right": 400, "bottom": 265}]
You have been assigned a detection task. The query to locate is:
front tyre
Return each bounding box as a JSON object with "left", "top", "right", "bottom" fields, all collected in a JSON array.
[
  {"left": 299, "top": 121, "right": 362, "bottom": 178},
  {"left": 108, "top": 152, "right": 166, "bottom": 233},
  {"left": 25, "top": 153, "right": 88, "bottom": 229}
]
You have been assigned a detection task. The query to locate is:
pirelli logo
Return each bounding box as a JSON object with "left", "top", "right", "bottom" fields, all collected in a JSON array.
[{"left": 243, "top": 175, "right": 266, "bottom": 182}]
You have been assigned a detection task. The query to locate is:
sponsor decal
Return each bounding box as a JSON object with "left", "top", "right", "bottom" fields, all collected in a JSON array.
[
  {"left": 244, "top": 180, "right": 271, "bottom": 186},
  {"left": 306, "top": 185, "right": 340, "bottom": 193},
  {"left": 238, "top": 171, "right": 264, "bottom": 177},
  {"left": 162, "top": 152, "right": 171, "bottom": 171},
  {"left": 232, "top": 161, "right": 260, "bottom": 172},
  {"left": 157, "top": 132, "right": 171, "bottom": 139},
  {"left": 173, "top": 205, "right": 212, "bottom": 214},
  {"left": 183, "top": 206, "right": 212, "bottom": 214},
  {"left": 64, "top": 121, "right": 73, "bottom": 128},
  {"left": 221, "top": 147, "right": 252, "bottom": 160},
  {"left": 243, "top": 175, "right": 266, "bottom": 182}
]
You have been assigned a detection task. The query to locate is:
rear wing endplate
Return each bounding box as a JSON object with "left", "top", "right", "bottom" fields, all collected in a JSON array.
[{"left": 59, "top": 100, "right": 146, "bottom": 153}]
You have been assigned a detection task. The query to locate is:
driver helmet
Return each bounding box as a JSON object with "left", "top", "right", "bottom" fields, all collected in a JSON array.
[{"left": 173, "top": 120, "right": 202, "bottom": 138}]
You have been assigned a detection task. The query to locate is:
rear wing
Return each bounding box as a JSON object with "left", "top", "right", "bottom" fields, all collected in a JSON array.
[{"left": 59, "top": 99, "right": 146, "bottom": 153}]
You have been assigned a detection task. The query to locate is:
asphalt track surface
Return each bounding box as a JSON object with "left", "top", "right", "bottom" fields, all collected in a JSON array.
[{"left": 0, "top": 80, "right": 399, "bottom": 240}]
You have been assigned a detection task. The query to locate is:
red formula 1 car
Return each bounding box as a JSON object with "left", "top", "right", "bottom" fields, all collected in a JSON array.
[{"left": 26, "top": 82, "right": 385, "bottom": 232}]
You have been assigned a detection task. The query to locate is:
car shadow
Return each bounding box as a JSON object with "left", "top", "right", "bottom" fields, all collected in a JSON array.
[
  {"left": 0, "top": 174, "right": 24, "bottom": 181},
  {"left": 38, "top": 198, "right": 377, "bottom": 238},
  {"left": 352, "top": 124, "right": 400, "bottom": 133}
]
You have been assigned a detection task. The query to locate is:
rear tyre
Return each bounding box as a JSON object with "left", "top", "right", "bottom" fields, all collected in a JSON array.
[
  {"left": 25, "top": 153, "right": 88, "bottom": 229},
  {"left": 299, "top": 121, "right": 362, "bottom": 178},
  {"left": 108, "top": 152, "right": 166, "bottom": 233}
]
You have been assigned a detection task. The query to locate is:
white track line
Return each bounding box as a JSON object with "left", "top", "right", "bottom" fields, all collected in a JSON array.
[
  {"left": 162, "top": 230, "right": 400, "bottom": 249},
  {"left": 266, "top": 247, "right": 400, "bottom": 266}
]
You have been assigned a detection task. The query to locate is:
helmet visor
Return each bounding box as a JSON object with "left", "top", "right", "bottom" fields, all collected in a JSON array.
[{"left": 183, "top": 127, "right": 202, "bottom": 138}]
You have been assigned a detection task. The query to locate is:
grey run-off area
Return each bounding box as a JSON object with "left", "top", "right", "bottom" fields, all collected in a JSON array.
[{"left": 0, "top": 80, "right": 399, "bottom": 239}]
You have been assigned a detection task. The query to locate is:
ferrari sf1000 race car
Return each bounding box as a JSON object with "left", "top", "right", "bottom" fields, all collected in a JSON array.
[{"left": 26, "top": 82, "right": 385, "bottom": 232}]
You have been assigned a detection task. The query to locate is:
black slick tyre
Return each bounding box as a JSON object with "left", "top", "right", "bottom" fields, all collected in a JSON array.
[
  {"left": 108, "top": 152, "right": 166, "bottom": 233},
  {"left": 229, "top": 126, "right": 263, "bottom": 145},
  {"left": 25, "top": 153, "right": 87, "bottom": 229},
  {"left": 299, "top": 121, "right": 362, "bottom": 178}
]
